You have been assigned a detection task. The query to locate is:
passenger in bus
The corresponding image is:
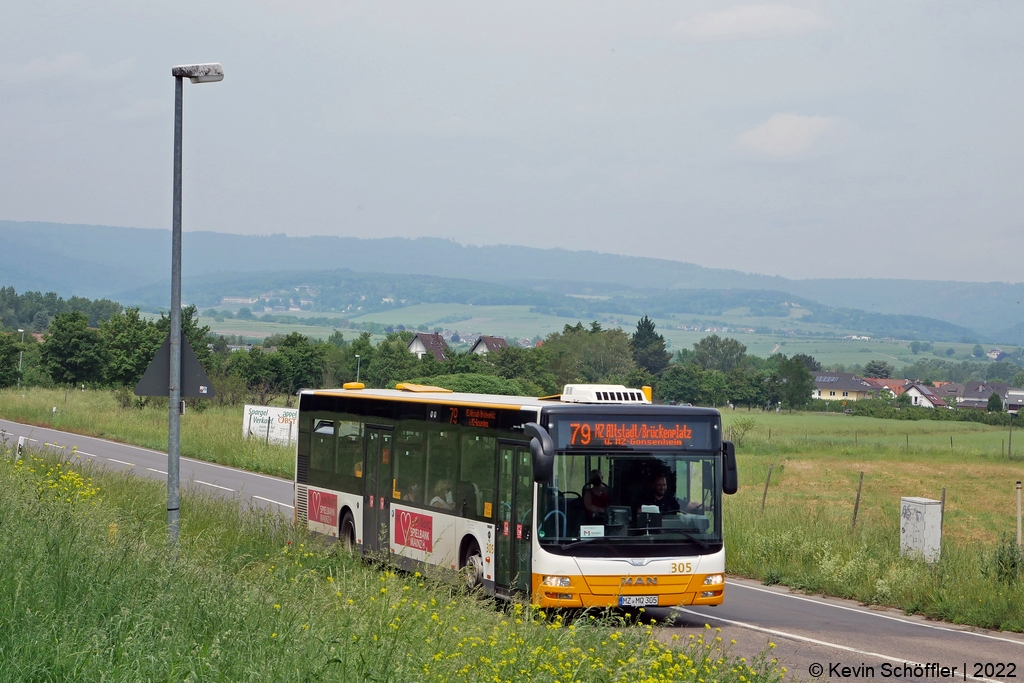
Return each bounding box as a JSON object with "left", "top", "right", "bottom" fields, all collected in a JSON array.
[
  {"left": 353, "top": 461, "right": 363, "bottom": 478},
  {"left": 430, "top": 479, "right": 455, "bottom": 510},
  {"left": 642, "top": 475, "right": 703, "bottom": 515},
  {"left": 582, "top": 469, "right": 610, "bottom": 522},
  {"left": 402, "top": 482, "right": 422, "bottom": 504}
]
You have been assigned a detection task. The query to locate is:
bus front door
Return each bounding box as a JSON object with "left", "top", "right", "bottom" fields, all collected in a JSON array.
[
  {"left": 363, "top": 427, "right": 393, "bottom": 554},
  {"left": 497, "top": 443, "right": 533, "bottom": 593}
]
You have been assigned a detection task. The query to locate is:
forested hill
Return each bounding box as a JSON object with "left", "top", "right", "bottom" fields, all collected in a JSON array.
[{"left": 2, "top": 220, "right": 1021, "bottom": 338}]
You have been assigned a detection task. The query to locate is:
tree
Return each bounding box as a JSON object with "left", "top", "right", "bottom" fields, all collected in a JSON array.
[
  {"left": 776, "top": 356, "right": 814, "bottom": 410},
  {"left": 275, "top": 332, "right": 328, "bottom": 400},
  {"left": 691, "top": 335, "right": 747, "bottom": 373},
  {"left": 100, "top": 307, "right": 163, "bottom": 386},
  {"left": 365, "top": 332, "right": 418, "bottom": 388},
  {"left": 988, "top": 392, "right": 1003, "bottom": 412},
  {"left": 973, "top": 344, "right": 985, "bottom": 359},
  {"left": 945, "top": 348, "right": 956, "bottom": 357},
  {"left": 791, "top": 353, "right": 821, "bottom": 372},
  {"left": 40, "top": 311, "right": 107, "bottom": 385},
  {"left": 658, "top": 364, "right": 703, "bottom": 405},
  {"left": 1014, "top": 370, "right": 1024, "bottom": 387},
  {"left": 237, "top": 307, "right": 253, "bottom": 320},
  {"left": 863, "top": 360, "right": 894, "bottom": 379},
  {"left": 154, "top": 305, "right": 211, "bottom": 369},
  {"left": 631, "top": 315, "right": 671, "bottom": 375},
  {"left": 0, "top": 333, "right": 21, "bottom": 388},
  {"left": 698, "top": 369, "right": 729, "bottom": 407},
  {"left": 909, "top": 341, "right": 922, "bottom": 355}
]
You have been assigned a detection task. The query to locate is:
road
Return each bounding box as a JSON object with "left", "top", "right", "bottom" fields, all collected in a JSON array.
[
  {"left": 3, "top": 418, "right": 1023, "bottom": 681},
  {"left": 0, "top": 417, "right": 294, "bottom": 514}
]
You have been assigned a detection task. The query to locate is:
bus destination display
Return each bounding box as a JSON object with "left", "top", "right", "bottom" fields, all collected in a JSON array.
[{"left": 555, "top": 419, "right": 713, "bottom": 449}]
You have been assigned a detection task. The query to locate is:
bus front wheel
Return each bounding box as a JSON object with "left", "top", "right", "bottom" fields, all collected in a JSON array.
[
  {"left": 461, "top": 540, "right": 484, "bottom": 590},
  {"left": 340, "top": 511, "right": 356, "bottom": 552}
]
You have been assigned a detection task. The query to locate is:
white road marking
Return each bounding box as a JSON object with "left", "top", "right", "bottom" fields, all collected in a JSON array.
[
  {"left": 672, "top": 606, "right": 1002, "bottom": 683},
  {"left": 730, "top": 582, "right": 1024, "bottom": 646},
  {"left": 252, "top": 495, "right": 293, "bottom": 508},
  {"left": 106, "top": 458, "right": 135, "bottom": 467},
  {"left": 76, "top": 451, "right": 98, "bottom": 458},
  {"left": 146, "top": 467, "right": 167, "bottom": 475},
  {"left": 196, "top": 480, "right": 235, "bottom": 492}
]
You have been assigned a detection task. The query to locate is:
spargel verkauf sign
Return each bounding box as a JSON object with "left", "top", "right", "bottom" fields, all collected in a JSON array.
[{"left": 243, "top": 405, "right": 299, "bottom": 446}]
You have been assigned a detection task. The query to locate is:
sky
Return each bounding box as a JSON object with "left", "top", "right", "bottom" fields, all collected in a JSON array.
[{"left": 1, "top": 1, "right": 1022, "bottom": 281}]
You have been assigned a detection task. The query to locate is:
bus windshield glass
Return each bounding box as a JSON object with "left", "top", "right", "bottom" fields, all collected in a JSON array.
[{"left": 537, "top": 451, "right": 721, "bottom": 556}]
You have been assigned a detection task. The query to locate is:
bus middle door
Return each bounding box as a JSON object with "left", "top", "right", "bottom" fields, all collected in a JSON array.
[{"left": 363, "top": 427, "right": 393, "bottom": 554}]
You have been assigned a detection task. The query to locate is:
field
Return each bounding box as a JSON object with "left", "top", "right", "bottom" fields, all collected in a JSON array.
[
  {"left": 348, "top": 304, "right": 584, "bottom": 341},
  {"left": 2, "top": 389, "right": 1022, "bottom": 631},
  {"left": 0, "top": 448, "right": 782, "bottom": 683}
]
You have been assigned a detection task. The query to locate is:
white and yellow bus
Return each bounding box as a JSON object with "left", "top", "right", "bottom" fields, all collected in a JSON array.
[{"left": 295, "top": 382, "right": 738, "bottom": 608}]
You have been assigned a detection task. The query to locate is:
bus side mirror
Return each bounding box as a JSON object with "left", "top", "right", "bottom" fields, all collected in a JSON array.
[
  {"left": 722, "top": 441, "right": 738, "bottom": 495},
  {"left": 524, "top": 422, "right": 554, "bottom": 483}
]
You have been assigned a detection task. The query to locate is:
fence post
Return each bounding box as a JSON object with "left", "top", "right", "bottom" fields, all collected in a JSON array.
[
  {"left": 266, "top": 416, "right": 272, "bottom": 445},
  {"left": 906, "top": 434, "right": 909, "bottom": 451},
  {"left": 1017, "top": 481, "right": 1022, "bottom": 548},
  {"left": 940, "top": 486, "right": 946, "bottom": 536},
  {"left": 761, "top": 463, "right": 774, "bottom": 513},
  {"left": 852, "top": 471, "right": 864, "bottom": 528}
]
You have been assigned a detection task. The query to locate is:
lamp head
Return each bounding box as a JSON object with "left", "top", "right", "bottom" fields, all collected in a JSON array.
[
  {"left": 17, "top": 328, "right": 24, "bottom": 333},
  {"left": 171, "top": 63, "right": 224, "bottom": 84}
]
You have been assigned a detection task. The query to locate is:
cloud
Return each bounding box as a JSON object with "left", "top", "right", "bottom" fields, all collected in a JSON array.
[
  {"left": 734, "top": 113, "right": 843, "bottom": 159},
  {"left": 0, "top": 53, "right": 135, "bottom": 85},
  {"left": 673, "top": 4, "right": 829, "bottom": 41}
]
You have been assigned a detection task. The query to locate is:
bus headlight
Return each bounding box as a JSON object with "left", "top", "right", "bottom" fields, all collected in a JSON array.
[
  {"left": 703, "top": 574, "right": 724, "bottom": 586},
  {"left": 542, "top": 576, "right": 571, "bottom": 587}
]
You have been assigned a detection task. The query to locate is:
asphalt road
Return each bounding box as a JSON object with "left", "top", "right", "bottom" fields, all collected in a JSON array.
[{"left": 3, "top": 418, "right": 1022, "bottom": 681}]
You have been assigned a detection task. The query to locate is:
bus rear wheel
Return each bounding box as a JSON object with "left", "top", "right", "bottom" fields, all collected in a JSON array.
[
  {"left": 339, "top": 511, "right": 356, "bottom": 552},
  {"left": 461, "top": 540, "right": 484, "bottom": 590}
]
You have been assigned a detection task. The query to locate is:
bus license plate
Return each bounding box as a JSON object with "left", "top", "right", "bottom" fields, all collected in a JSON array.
[{"left": 619, "top": 596, "right": 658, "bottom": 607}]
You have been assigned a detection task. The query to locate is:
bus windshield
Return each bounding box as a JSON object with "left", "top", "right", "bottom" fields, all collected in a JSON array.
[{"left": 537, "top": 451, "right": 721, "bottom": 556}]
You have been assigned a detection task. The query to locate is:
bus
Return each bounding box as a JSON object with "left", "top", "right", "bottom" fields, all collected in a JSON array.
[{"left": 295, "top": 381, "right": 738, "bottom": 608}]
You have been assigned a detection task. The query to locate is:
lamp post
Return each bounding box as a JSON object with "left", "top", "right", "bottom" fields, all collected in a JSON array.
[
  {"left": 355, "top": 354, "right": 361, "bottom": 383},
  {"left": 16, "top": 329, "right": 24, "bottom": 389},
  {"left": 167, "top": 63, "right": 223, "bottom": 545}
]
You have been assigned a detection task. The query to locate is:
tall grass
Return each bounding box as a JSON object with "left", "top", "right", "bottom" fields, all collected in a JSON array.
[
  {"left": 0, "top": 447, "right": 784, "bottom": 682},
  {"left": 0, "top": 388, "right": 293, "bottom": 478}
]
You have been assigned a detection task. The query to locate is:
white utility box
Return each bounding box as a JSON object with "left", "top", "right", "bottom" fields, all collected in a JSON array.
[{"left": 900, "top": 497, "right": 942, "bottom": 564}]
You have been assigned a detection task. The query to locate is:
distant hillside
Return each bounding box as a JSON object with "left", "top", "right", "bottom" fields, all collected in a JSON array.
[
  {"left": 1, "top": 220, "right": 1021, "bottom": 340},
  {"left": 114, "top": 268, "right": 982, "bottom": 343}
]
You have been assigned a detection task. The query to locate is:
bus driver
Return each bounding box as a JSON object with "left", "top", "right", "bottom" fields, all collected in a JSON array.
[{"left": 643, "top": 474, "right": 703, "bottom": 515}]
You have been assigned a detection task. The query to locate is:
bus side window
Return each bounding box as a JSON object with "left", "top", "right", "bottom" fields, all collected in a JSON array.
[
  {"left": 426, "top": 428, "right": 458, "bottom": 510},
  {"left": 459, "top": 433, "right": 496, "bottom": 520},
  {"left": 335, "top": 420, "right": 363, "bottom": 493},
  {"left": 311, "top": 420, "right": 335, "bottom": 474},
  {"left": 395, "top": 425, "right": 426, "bottom": 504}
]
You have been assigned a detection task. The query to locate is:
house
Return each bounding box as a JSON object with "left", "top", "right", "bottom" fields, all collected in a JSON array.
[
  {"left": 986, "top": 349, "right": 1006, "bottom": 361},
  {"left": 407, "top": 332, "right": 450, "bottom": 361},
  {"left": 960, "top": 382, "right": 1010, "bottom": 410},
  {"left": 903, "top": 383, "right": 948, "bottom": 409},
  {"left": 469, "top": 335, "right": 508, "bottom": 355},
  {"left": 862, "top": 378, "right": 911, "bottom": 398},
  {"left": 811, "top": 373, "right": 877, "bottom": 401},
  {"left": 929, "top": 382, "right": 965, "bottom": 404}
]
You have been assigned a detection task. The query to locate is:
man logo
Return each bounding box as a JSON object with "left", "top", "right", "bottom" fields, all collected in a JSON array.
[{"left": 620, "top": 576, "right": 657, "bottom": 586}]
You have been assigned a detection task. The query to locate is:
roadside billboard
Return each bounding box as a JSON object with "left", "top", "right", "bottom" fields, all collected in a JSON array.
[{"left": 243, "top": 404, "right": 298, "bottom": 446}]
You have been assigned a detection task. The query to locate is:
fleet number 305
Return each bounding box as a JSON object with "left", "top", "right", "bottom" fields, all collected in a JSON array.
[{"left": 670, "top": 562, "right": 693, "bottom": 574}]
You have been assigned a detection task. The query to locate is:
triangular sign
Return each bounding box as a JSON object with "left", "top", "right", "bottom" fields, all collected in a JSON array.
[{"left": 134, "top": 334, "right": 216, "bottom": 398}]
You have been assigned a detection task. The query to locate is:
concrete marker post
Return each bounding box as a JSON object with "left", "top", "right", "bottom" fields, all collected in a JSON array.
[{"left": 1017, "top": 481, "right": 1021, "bottom": 548}]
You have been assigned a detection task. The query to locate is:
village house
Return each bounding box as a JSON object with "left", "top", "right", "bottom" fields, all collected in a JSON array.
[
  {"left": 959, "top": 382, "right": 1010, "bottom": 410},
  {"left": 902, "top": 382, "right": 948, "bottom": 409},
  {"left": 469, "top": 335, "right": 509, "bottom": 355},
  {"left": 861, "top": 378, "right": 911, "bottom": 398},
  {"left": 811, "top": 372, "right": 877, "bottom": 401},
  {"left": 407, "top": 332, "right": 450, "bottom": 361}
]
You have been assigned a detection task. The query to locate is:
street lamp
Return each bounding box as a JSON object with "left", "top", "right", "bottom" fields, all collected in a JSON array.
[
  {"left": 166, "top": 62, "right": 223, "bottom": 545},
  {"left": 355, "top": 354, "right": 361, "bottom": 383},
  {"left": 16, "top": 329, "right": 24, "bottom": 389}
]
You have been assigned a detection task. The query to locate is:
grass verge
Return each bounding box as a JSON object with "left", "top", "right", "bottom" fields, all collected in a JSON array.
[{"left": 0, "top": 447, "right": 784, "bottom": 682}]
